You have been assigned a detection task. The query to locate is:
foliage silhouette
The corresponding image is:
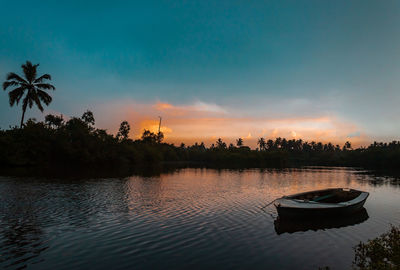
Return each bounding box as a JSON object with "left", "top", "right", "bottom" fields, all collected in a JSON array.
[
  {"left": 353, "top": 225, "right": 400, "bottom": 270},
  {"left": 322, "top": 225, "right": 400, "bottom": 270},
  {"left": 236, "top": 138, "right": 243, "bottom": 147},
  {"left": 117, "top": 121, "right": 130, "bottom": 141},
  {"left": 141, "top": 129, "right": 160, "bottom": 144},
  {"left": 45, "top": 114, "right": 63, "bottom": 129},
  {"left": 258, "top": 137, "right": 266, "bottom": 150},
  {"left": 216, "top": 138, "right": 227, "bottom": 149},
  {"left": 2, "top": 61, "right": 55, "bottom": 127},
  {"left": 1, "top": 110, "right": 400, "bottom": 171},
  {"left": 81, "top": 110, "right": 95, "bottom": 127}
]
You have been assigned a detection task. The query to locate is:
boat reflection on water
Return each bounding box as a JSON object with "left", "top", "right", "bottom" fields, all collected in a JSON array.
[{"left": 274, "top": 208, "right": 369, "bottom": 235}]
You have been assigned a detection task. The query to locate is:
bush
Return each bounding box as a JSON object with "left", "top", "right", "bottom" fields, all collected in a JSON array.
[{"left": 353, "top": 225, "right": 400, "bottom": 270}]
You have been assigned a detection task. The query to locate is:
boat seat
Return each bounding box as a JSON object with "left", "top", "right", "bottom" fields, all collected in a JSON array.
[{"left": 312, "top": 194, "right": 335, "bottom": 202}]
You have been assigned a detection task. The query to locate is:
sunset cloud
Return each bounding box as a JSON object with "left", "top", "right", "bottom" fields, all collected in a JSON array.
[
  {"left": 151, "top": 101, "right": 227, "bottom": 117},
  {"left": 93, "top": 99, "right": 369, "bottom": 148},
  {"left": 1, "top": 1, "right": 399, "bottom": 147}
]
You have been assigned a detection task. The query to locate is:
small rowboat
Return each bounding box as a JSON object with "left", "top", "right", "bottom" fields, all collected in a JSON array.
[{"left": 274, "top": 188, "right": 369, "bottom": 218}]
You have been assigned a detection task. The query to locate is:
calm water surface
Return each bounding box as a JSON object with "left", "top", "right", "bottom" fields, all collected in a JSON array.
[{"left": 0, "top": 167, "right": 399, "bottom": 270}]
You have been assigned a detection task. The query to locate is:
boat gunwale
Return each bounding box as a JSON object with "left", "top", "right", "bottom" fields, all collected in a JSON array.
[{"left": 274, "top": 188, "right": 369, "bottom": 210}]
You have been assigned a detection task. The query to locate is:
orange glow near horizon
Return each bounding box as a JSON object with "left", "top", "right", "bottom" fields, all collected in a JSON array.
[{"left": 94, "top": 100, "right": 369, "bottom": 148}]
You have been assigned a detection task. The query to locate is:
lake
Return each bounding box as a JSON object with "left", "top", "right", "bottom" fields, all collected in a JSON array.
[{"left": 0, "top": 167, "right": 399, "bottom": 270}]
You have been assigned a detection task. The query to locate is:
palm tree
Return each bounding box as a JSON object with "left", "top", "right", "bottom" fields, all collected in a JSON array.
[
  {"left": 3, "top": 61, "right": 55, "bottom": 127},
  {"left": 236, "top": 138, "right": 243, "bottom": 147},
  {"left": 257, "top": 137, "right": 266, "bottom": 151},
  {"left": 216, "top": 138, "right": 227, "bottom": 149},
  {"left": 343, "top": 141, "right": 352, "bottom": 151},
  {"left": 266, "top": 139, "right": 274, "bottom": 150}
]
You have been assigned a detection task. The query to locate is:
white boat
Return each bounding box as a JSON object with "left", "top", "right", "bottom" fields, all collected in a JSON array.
[{"left": 274, "top": 188, "right": 369, "bottom": 218}]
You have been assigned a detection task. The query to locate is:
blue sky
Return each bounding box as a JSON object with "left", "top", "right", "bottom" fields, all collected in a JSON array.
[{"left": 1, "top": 0, "right": 400, "bottom": 145}]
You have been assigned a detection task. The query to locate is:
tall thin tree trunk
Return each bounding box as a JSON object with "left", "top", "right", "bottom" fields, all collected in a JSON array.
[{"left": 20, "top": 108, "right": 26, "bottom": 128}]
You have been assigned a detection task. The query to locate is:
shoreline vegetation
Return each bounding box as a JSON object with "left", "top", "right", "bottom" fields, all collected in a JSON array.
[
  {"left": 1, "top": 110, "right": 400, "bottom": 175},
  {"left": 352, "top": 225, "right": 400, "bottom": 270},
  {"left": 2, "top": 61, "right": 400, "bottom": 176},
  {"left": 320, "top": 225, "right": 400, "bottom": 270},
  {"left": 2, "top": 62, "right": 400, "bottom": 269}
]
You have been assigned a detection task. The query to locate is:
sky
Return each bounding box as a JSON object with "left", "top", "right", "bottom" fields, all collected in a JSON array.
[{"left": 1, "top": 0, "right": 400, "bottom": 147}]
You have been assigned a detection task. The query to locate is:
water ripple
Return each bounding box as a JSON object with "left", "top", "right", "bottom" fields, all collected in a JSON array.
[{"left": 0, "top": 168, "right": 399, "bottom": 269}]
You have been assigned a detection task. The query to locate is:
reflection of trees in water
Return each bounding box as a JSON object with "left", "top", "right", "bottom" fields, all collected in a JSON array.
[
  {"left": 0, "top": 182, "right": 49, "bottom": 269},
  {"left": 355, "top": 170, "right": 400, "bottom": 187},
  {"left": 0, "top": 168, "right": 398, "bottom": 269}
]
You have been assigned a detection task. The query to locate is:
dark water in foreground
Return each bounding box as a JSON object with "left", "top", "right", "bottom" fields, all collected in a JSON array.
[{"left": 0, "top": 167, "right": 399, "bottom": 270}]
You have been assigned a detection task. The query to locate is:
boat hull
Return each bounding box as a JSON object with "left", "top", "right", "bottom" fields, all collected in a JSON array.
[
  {"left": 274, "top": 188, "right": 369, "bottom": 218},
  {"left": 276, "top": 198, "right": 367, "bottom": 218}
]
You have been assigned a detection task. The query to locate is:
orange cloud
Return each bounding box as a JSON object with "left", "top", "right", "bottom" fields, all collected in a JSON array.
[
  {"left": 153, "top": 102, "right": 174, "bottom": 111},
  {"left": 138, "top": 119, "right": 173, "bottom": 138},
  {"left": 93, "top": 100, "right": 369, "bottom": 148}
]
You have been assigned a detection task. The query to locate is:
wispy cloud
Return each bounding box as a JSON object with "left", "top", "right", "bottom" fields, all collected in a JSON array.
[
  {"left": 152, "top": 101, "right": 227, "bottom": 116},
  {"left": 92, "top": 99, "right": 369, "bottom": 147},
  {"left": 347, "top": 131, "right": 361, "bottom": 138}
]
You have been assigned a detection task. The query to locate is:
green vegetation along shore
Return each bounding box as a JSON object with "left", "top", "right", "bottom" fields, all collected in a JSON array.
[
  {"left": 2, "top": 61, "right": 400, "bottom": 174},
  {"left": 1, "top": 110, "right": 400, "bottom": 172},
  {"left": 321, "top": 225, "right": 400, "bottom": 270}
]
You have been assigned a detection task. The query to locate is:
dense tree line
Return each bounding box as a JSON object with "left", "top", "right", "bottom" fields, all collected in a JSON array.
[
  {"left": 0, "top": 111, "right": 399, "bottom": 171},
  {"left": 0, "top": 112, "right": 172, "bottom": 169},
  {"left": 2, "top": 61, "right": 400, "bottom": 172},
  {"left": 0, "top": 112, "right": 286, "bottom": 169}
]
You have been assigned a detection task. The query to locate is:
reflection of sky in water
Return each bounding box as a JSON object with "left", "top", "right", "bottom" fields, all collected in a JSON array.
[{"left": 0, "top": 168, "right": 399, "bottom": 270}]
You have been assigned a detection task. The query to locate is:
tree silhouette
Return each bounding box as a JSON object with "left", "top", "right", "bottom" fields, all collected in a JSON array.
[
  {"left": 156, "top": 131, "right": 164, "bottom": 143},
  {"left": 311, "top": 141, "right": 316, "bottom": 151},
  {"left": 81, "top": 110, "right": 95, "bottom": 126},
  {"left": 44, "top": 114, "right": 63, "bottom": 129},
  {"left": 216, "top": 138, "right": 227, "bottom": 149},
  {"left": 266, "top": 139, "right": 274, "bottom": 150},
  {"left": 274, "top": 137, "right": 282, "bottom": 149},
  {"left": 117, "top": 121, "right": 130, "bottom": 141},
  {"left": 200, "top": 142, "right": 206, "bottom": 149},
  {"left": 257, "top": 137, "right": 266, "bottom": 150},
  {"left": 141, "top": 129, "right": 158, "bottom": 144},
  {"left": 281, "top": 138, "right": 288, "bottom": 150},
  {"left": 2, "top": 61, "right": 55, "bottom": 127},
  {"left": 0, "top": 111, "right": 399, "bottom": 170},
  {"left": 236, "top": 138, "right": 243, "bottom": 147},
  {"left": 343, "top": 141, "right": 352, "bottom": 150}
]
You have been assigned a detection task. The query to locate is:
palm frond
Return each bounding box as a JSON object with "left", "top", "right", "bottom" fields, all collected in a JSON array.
[
  {"left": 5, "top": 61, "right": 54, "bottom": 124},
  {"left": 22, "top": 90, "right": 35, "bottom": 109},
  {"left": 6, "top": 72, "right": 27, "bottom": 83},
  {"left": 35, "top": 83, "right": 55, "bottom": 90},
  {"left": 37, "top": 89, "right": 52, "bottom": 105},
  {"left": 33, "top": 93, "right": 44, "bottom": 112},
  {"left": 8, "top": 87, "right": 26, "bottom": 106},
  {"left": 3, "top": 80, "right": 20, "bottom": 90},
  {"left": 33, "top": 74, "right": 51, "bottom": 83},
  {"left": 22, "top": 61, "right": 39, "bottom": 83}
]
